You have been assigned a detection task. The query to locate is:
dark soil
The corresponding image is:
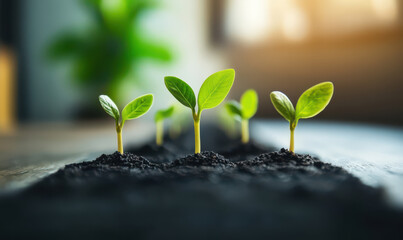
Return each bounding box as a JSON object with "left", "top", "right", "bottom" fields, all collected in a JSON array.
[
  {"left": 1, "top": 145, "right": 402, "bottom": 240},
  {"left": 220, "top": 141, "right": 275, "bottom": 162},
  {"left": 127, "top": 143, "right": 179, "bottom": 163},
  {"left": 127, "top": 124, "right": 274, "bottom": 163}
]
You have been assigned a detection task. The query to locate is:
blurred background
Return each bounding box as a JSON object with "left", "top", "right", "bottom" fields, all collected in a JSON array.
[{"left": 1, "top": 0, "right": 403, "bottom": 133}]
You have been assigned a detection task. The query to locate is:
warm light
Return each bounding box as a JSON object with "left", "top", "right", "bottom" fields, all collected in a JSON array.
[
  {"left": 224, "top": 0, "right": 272, "bottom": 44},
  {"left": 371, "top": 0, "right": 398, "bottom": 23},
  {"left": 282, "top": 7, "right": 308, "bottom": 42},
  {"left": 0, "top": 46, "right": 16, "bottom": 134}
]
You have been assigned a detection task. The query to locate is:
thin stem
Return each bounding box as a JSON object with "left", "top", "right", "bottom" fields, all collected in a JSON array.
[
  {"left": 194, "top": 119, "right": 200, "bottom": 154},
  {"left": 156, "top": 120, "right": 163, "bottom": 146},
  {"left": 241, "top": 119, "right": 249, "bottom": 144},
  {"left": 117, "top": 126, "right": 123, "bottom": 154},
  {"left": 193, "top": 110, "right": 201, "bottom": 154},
  {"left": 289, "top": 121, "right": 295, "bottom": 153}
]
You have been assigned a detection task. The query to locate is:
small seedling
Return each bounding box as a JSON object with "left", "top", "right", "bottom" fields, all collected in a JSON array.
[
  {"left": 219, "top": 105, "right": 238, "bottom": 139},
  {"left": 226, "top": 89, "right": 258, "bottom": 144},
  {"left": 270, "top": 82, "right": 334, "bottom": 153},
  {"left": 169, "top": 103, "right": 188, "bottom": 139},
  {"left": 165, "top": 69, "right": 235, "bottom": 154},
  {"left": 154, "top": 105, "right": 175, "bottom": 146},
  {"left": 99, "top": 94, "right": 153, "bottom": 154}
]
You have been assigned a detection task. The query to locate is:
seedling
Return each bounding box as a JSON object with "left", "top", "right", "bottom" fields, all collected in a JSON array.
[
  {"left": 165, "top": 69, "right": 235, "bottom": 154},
  {"left": 169, "top": 103, "right": 188, "bottom": 139},
  {"left": 270, "top": 82, "right": 334, "bottom": 153},
  {"left": 226, "top": 89, "right": 258, "bottom": 144},
  {"left": 219, "top": 105, "right": 238, "bottom": 139},
  {"left": 99, "top": 94, "right": 153, "bottom": 154},
  {"left": 154, "top": 105, "right": 175, "bottom": 146}
]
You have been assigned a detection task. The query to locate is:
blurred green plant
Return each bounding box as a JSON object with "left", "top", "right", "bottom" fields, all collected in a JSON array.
[
  {"left": 169, "top": 103, "right": 190, "bottom": 139},
  {"left": 154, "top": 105, "right": 174, "bottom": 146},
  {"left": 226, "top": 89, "right": 258, "bottom": 144},
  {"left": 47, "top": 0, "right": 172, "bottom": 101},
  {"left": 219, "top": 105, "right": 239, "bottom": 139}
]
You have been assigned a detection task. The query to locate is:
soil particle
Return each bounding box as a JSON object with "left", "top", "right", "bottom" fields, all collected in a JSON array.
[
  {"left": 68, "top": 151, "right": 157, "bottom": 170},
  {"left": 127, "top": 143, "right": 179, "bottom": 163},
  {"left": 219, "top": 141, "right": 274, "bottom": 162},
  {"left": 169, "top": 151, "right": 235, "bottom": 168}
]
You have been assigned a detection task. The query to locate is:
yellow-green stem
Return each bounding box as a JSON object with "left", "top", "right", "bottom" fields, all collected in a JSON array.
[
  {"left": 117, "top": 126, "right": 123, "bottom": 154},
  {"left": 241, "top": 119, "right": 249, "bottom": 144},
  {"left": 156, "top": 121, "right": 163, "bottom": 146},
  {"left": 289, "top": 122, "right": 295, "bottom": 153},
  {"left": 194, "top": 119, "right": 200, "bottom": 154}
]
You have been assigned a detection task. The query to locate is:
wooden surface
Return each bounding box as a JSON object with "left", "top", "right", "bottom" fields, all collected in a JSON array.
[{"left": 0, "top": 121, "right": 154, "bottom": 190}]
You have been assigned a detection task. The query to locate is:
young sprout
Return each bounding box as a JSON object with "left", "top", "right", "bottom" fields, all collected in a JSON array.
[
  {"left": 270, "top": 82, "right": 334, "bottom": 153},
  {"left": 99, "top": 94, "right": 153, "bottom": 154},
  {"left": 219, "top": 105, "right": 239, "bottom": 139},
  {"left": 154, "top": 105, "right": 175, "bottom": 146},
  {"left": 225, "top": 89, "right": 258, "bottom": 144},
  {"left": 164, "top": 69, "right": 235, "bottom": 154},
  {"left": 169, "top": 103, "right": 188, "bottom": 139}
]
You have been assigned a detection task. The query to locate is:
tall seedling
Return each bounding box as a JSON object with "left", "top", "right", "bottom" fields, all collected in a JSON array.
[
  {"left": 99, "top": 94, "right": 153, "bottom": 154},
  {"left": 165, "top": 69, "right": 235, "bottom": 154}
]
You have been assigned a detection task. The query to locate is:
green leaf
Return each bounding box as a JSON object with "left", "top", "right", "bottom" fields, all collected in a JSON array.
[
  {"left": 99, "top": 95, "right": 120, "bottom": 120},
  {"left": 122, "top": 94, "right": 153, "bottom": 121},
  {"left": 296, "top": 82, "right": 334, "bottom": 119},
  {"left": 270, "top": 91, "right": 295, "bottom": 122},
  {"left": 155, "top": 105, "right": 175, "bottom": 122},
  {"left": 198, "top": 69, "right": 235, "bottom": 111},
  {"left": 164, "top": 76, "right": 196, "bottom": 109},
  {"left": 225, "top": 101, "right": 243, "bottom": 119},
  {"left": 240, "top": 89, "right": 258, "bottom": 119}
]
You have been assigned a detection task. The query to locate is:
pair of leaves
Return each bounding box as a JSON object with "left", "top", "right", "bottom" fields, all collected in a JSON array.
[
  {"left": 164, "top": 69, "right": 235, "bottom": 113},
  {"left": 155, "top": 105, "right": 175, "bottom": 122},
  {"left": 99, "top": 94, "right": 153, "bottom": 123},
  {"left": 270, "top": 82, "right": 334, "bottom": 124},
  {"left": 226, "top": 89, "right": 258, "bottom": 120}
]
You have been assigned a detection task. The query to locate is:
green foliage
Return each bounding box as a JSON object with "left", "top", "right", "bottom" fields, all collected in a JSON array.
[
  {"left": 270, "top": 82, "right": 334, "bottom": 153},
  {"left": 122, "top": 94, "right": 154, "bottom": 121},
  {"left": 99, "top": 94, "right": 153, "bottom": 123},
  {"left": 164, "top": 77, "right": 196, "bottom": 109},
  {"left": 296, "top": 82, "right": 334, "bottom": 119},
  {"left": 99, "top": 95, "right": 120, "bottom": 121},
  {"left": 47, "top": 0, "right": 173, "bottom": 100},
  {"left": 225, "top": 89, "right": 258, "bottom": 144},
  {"left": 198, "top": 69, "right": 235, "bottom": 111},
  {"left": 165, "top": 69, "right": 235, "bottom": 114},
  {"left": 225, "top": 101, "right": 242, "bottom": 120},
  {"left": 98, "top": 93, "right": 153, "bottom": 153},
  {"left": 226, "top": 89, "right": 258, "bottom": 120},
  {"left": 241, "top": 89, "right": 258, "bottom": 119},
  {"left": 270, "top": 82, "right": 334, "bottom": 124},
  {"left": 155, "top": 105, "right": 175, "bottom": 122},
  {"left": 164, "top": 69, "right": 235, "bottom": 153},
  {"left": 270, "top": 91, "right": 295, "bottom": 122}
]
